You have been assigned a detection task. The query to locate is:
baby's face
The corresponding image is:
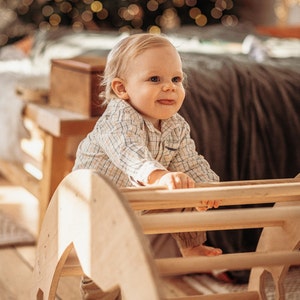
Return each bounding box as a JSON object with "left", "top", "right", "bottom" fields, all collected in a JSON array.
[{"left": 122, "top": 45, "right": 185, "bottom": 129}]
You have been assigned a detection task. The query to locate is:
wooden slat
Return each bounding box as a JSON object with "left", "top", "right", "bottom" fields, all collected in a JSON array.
[
  {"left": 139, "top": 206, "right": 300, "bottom": 234},
  {"left": 121, "top": 177, "right": 300, "bottom": 193},
  {"left": 195, "top": 177, "right": 300, "bottom": 187},
  {"left": 124, "top": 181, "right": 300, "bottom": 210},
  {"left": 156, "top": 251, "right": 300, "bottom": 277}
]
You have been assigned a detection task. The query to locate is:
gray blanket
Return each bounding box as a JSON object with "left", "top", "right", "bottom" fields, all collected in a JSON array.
[
  {"left": 180, "top": 53, "right": 300, "bottom": 181},
  {"left": 179, "top": 52, "right": 300, "bottom": 282}
]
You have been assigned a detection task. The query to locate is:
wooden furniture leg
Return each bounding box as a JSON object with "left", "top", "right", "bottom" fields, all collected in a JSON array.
[{"left": 38, "top": 132, "right": 68, "bottom": 230}]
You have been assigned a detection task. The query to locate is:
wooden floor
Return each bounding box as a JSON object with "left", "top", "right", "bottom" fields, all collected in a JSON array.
[{"left": 0, "top": 175, "right": 83, "bottom": 300}]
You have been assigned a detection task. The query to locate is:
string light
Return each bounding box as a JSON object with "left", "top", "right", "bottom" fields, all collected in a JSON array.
[{"left": 0, "top": 0, "right": 239, "bottom": 47}]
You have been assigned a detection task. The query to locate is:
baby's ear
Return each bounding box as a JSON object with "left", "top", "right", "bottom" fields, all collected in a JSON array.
[{"left": 111, "top": 78, "right": 129, "bottom": 100}]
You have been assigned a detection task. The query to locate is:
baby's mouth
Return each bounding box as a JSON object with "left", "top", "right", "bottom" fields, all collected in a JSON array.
[{"left": 157, "top": 99, "right": 175, "bottom": 105}]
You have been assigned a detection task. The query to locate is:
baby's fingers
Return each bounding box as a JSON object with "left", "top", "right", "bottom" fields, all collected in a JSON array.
[
  {"left": 196, "top": 200, "right": 221, "bottom": 211},
  {"left": 211, "top": 200, "right": 222, "bottom": 208},
  {"left": 196, "top": 206, "right": 208, "bottom": 211}
]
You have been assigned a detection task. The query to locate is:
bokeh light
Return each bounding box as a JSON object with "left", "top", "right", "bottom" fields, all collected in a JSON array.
[
  {"left": 147, "top": 0, "right": 159, "bottom": 12},
  {"left": 211, "top": 7, "right": 222, "bottom": 19},
  {"left": 0, "top": 0, "right": 239, "bottom": 47},
  {"left": 91, "top": 1, "right": 103, "bottom": 13},
  {"left": 195, "top": 14, "right": 207, "bottom": 26},
  {"left": 189, "top": 7, "right": 201, "bottom": 19}
]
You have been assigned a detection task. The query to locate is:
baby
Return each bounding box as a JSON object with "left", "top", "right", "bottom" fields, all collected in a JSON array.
[{"left": 73, "top": 33, "right": 222, "bottom": 299}]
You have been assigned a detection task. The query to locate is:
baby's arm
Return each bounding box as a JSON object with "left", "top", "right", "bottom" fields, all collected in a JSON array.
[{"left": 148, "top": 169, "right": 221, "bottom": 210}]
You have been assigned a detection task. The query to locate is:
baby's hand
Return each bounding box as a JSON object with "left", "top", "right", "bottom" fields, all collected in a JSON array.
[
  {"left": 148, "top": 170, "right": 220, "bottom": 210},
  {"left": 196, "top": 199, "right": 221, "bottom": 211},
  {"left": 149, "top": 170, "right": 195, "bottom": 189}
]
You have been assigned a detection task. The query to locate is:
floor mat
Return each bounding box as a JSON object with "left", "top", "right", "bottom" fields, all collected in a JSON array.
[
  {"left": 0, "top": 210, "right": 35, "bottom": 247},
  {"left": 182, "top": 266, "right": 300, "bottom": 299}
]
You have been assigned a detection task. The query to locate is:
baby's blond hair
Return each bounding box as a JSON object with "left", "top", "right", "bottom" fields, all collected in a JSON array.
[{"left": 100, "top": 33, "right": 177, "bottom": 104}]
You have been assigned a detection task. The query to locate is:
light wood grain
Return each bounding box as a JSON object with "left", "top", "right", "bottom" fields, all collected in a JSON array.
[{"left": 32, "top": 170, "right": 300, "bottom": 300}]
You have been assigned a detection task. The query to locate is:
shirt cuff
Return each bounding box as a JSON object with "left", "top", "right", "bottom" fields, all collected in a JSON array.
[{"left": 129, "top": 161, "right": 167, "bottom": 186}]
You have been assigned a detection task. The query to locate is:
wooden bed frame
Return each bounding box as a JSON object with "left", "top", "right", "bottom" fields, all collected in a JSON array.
[{"left": 32, "top": 170, "right": 300, "bottom": 299}]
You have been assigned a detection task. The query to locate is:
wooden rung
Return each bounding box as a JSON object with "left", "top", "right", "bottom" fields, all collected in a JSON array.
[
  {"left": 156, "top": 251, "right": 300, "bottom": 277},
  {"left": 194, "top": 177, "right": 300, "bottom": 187},
  {"left": 165, "top": 291, "right": 259, "bottom": 300},
  {"left": 61, "top": 250, "right": 300, "bottom": 279},
  {"left": 121, "top": 177, "right": 300, "bottom": 192},
  {"left": 123, "top": 182, "right": 300, "bottom": 210},
  {"left": 139, "top": 206, "right": 300, "bottom": 234}
]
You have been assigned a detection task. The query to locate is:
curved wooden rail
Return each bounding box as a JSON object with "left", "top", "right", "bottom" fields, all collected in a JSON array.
[
  {"left": 32, "top": 170, "right": 300, "bottom": 299},
  {"left": 32, "top": 170, "right": 163, "bottom": 300}
]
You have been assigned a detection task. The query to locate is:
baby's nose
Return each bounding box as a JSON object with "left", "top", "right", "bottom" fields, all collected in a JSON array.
[{"left": 162, "top": 81, "right": 175, "bottom": 91}]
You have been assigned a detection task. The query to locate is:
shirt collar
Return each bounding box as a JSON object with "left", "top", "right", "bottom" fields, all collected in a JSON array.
[{"left": 109, "top": 98, "right": 180, "bottom": 134}]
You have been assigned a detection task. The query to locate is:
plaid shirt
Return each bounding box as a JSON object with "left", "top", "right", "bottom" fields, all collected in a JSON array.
[{"left": 73, "top": 98, "right": 219, "bottom": 187}]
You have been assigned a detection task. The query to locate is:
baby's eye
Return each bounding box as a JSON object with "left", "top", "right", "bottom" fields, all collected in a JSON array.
[
  {"left": 172, "top": 76, "right": 182, "bottom": 83},
  {"left": 149, "top": 76, "right": 160, "bottom": 82}
]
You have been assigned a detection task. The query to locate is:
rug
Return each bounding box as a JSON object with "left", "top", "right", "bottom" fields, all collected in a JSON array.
[
  {"left": 0, "top": 210, "right": 35, "bottom": 247},
  {"left": 182, "top": 266, "right": 300, "bottom": 299}
]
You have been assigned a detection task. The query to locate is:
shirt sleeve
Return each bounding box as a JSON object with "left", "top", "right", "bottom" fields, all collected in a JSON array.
[{"left": 168, "top": 120, "right": 219, "bottom": 182}]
